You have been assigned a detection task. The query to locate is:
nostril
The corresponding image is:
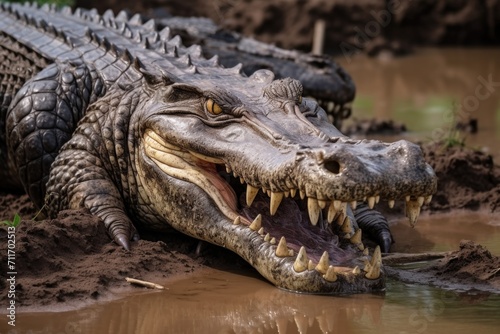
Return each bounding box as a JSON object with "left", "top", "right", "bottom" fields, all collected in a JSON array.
[{"left": 324, "top": 160, "right": 341, "bottom": 174}]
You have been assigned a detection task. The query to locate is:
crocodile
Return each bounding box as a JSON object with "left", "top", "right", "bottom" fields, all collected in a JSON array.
[
  {"left": 0, "top": 3, "right": 437, "bottom": 294},
  {"left": 154, "top": 16, "right": 355, "bottom": 128}
]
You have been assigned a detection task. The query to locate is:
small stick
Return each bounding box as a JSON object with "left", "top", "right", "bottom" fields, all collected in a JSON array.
[
  {"left": 382, "top": 252, "right": 450, "bottom": 266},
  {"left": 125, "top": 277, "right": 165, "bottom": 290}
]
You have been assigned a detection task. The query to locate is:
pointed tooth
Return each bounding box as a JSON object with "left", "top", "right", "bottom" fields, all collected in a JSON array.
[
  {"left": 249, "top": 214, "right": 262, "bottom": 231},
  {"left": 327, "top": 201, "right": 337, "bottom": 223},
  {"left": 225, "top": 165, "right": 231, "bottom": 173},
  {"left": 307, "top": 197, "right": 321, "bottom": 226},
  {"left": 375, "top": 195, "right": 380, "bottom": 204},
  {"left": 366, "top": 246, "right": 382, "bottom": 279},
  {"left": 388, "top": 199, "right": 395, "bottom": 209},
  {"left": 340, "top": 202, "right": 347, "bottom": 213},
  {"left": 284, "top": 191, "right": 290, "bottom": 198},
  {"left": 315, "top": 251, "right": 329, "bottom": 274},
  {"left": 300, "top": 190, "right": 305, "bottom": 199},
  {"left": 267, "top": 190, "right": 271, "bottom": 197},
  {"left": 270, "top": 237, "right": 276, "bottom": 245},
  {"left": 405, "top": 195, "right": 410, "bottom": 202},
  {"left": 350, "top": 201, "right": 357, "bottom": 210},
  {"left": 341, "top": 217, "right": 354, "bottom": 236},
  {"left": 371, "top": 246, "right": 382, "bottom": 265},
  {"left": 352, "top": 266, "right": 361, "bottom": 275},
  {"left": 290, "top": 189, "right": 297, "bottom": 198},
  {"left": 323, "top": 266, "right": 338, "bottom": 282},
  {"left": 405, "top": 199, "right": 421, "bottom": 227},
  {"left": 246, "top": 185, "right": 259, "bottom": 207},
  {"left": 368, "top": 196, "right": 376, "bottom": 209},
  {"left": 264, "top": 233, "right": 271, "bottom": 242},
  {"left": 363, "top": 247, "right": 369, "bottom": 256},
  {"left": 270, "top": 192, "right": 284, "bottom": 215},
  {"left": 425, "top": 195, "right": 433, "bottom": 204},
  {"left": 258, "top": 227, "right": 265, "bottom": 235},
  {"left": 232, "top": 216, "right": 241, "bottom": 225},
  {"left": 417, "top": 196, "right": 425, "bottom": 207},
  {"left": 308, "top": 260, "right": 315, "bottom": 271},
  {"left": 318, "top": 199, "right": 327, "bottom": 209},
  {"left": 350, "top": 228, "right": 362, "bottom": 245},
  {"left": 293, "top": 246, "right": 309, "bottom": 272},
  {"left": 275, "top": 237, "right": 289, "bottom": 257},
  {"left": 239, "top": 177, "right": 244, "bottom": 184},
  {"left": 333, "top": 200, "right": 341, "bottom": 211}
]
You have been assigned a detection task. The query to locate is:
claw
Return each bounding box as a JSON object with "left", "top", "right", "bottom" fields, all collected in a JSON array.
[{"left": 116, "top": 234, "right": 131, "bottom": 251}]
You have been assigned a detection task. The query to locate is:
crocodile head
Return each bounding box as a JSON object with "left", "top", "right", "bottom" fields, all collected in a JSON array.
[{"left": 136, "top": 67, "right": 436, "bottom": 294}]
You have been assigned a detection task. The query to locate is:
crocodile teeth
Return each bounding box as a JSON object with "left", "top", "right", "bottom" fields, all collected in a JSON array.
[
  {"left": 275, "top": 237, "right": 290, "bottom": 257},
  {"left": 365, "top": 246, "right": 382, "bottom": 279},
  {"left": 417, "top": 196, "right": 425, "bottom": 207},
  {"left": 308, "top": 260, "right": 315, "bottom": 271},
  {"left": 264, "top": 233, "right": 271, "bottom": 242},
  {"left": 315, "top": 251, "right": 329, "bottom": 274},
  {"left": 246, "top": 185, "right": 259, "bottom": 207},
  {"left": 405, "top": 199, "right": 421, "bottom": 227},
  {"left": 293, "top": 246, "right": 309, "bottom": 273},
  {"left": 327, "top": 201, "right": 337, "bottom": 223},
  {"left": 333, "top": 200, "right": 342, "bottom": 211},
  {"left": 367, "top": 196, "right": 376, "bottom": 209},
  {"left": 258, "top": 227, "right": 265, "bottom": 235},
  {"left": 225, "top": 165, "right": 231, "bottom": 174},
  {"left": 270, "top": 237, "right": 276, "bottom": 245},
  {"left": 290, "top": 189, "right": 297, "bottom": 198},
  {"left": 424, "top": 195, "right": 433, "bottom": 204},
  {"left": 375, "top": 195, "right": 380, "bottom": 204},
  {"left": 350, "top": 229, "right": 364, "bottom": 250},
  {"left": 249, "top": 214, "right": 262, "bottom": 231},
  {"left": 232, "top": 216, "right": 241, "bottom": 225},
  {"left": 363, "top": 247, "right": 369, "bottom": 256},
  {"left": 299, "top": 190, "right": 305, "bottom": 199},
  {"left": 307, "top": 197, "right": 321, "bottom": 226},
  {"left": 352, "top": 266, "right": 361, "bottom": 275},
  {"left": 323, "top": 266, "right": 338, "bottom": 282},
  {"left": 388, "top": 199, "right": 395, "bottom": 209},
  {"left": 350, "top": 201, "right": 357, "bottom": 210},
  {"left": 270, "top": 192, "right": 284, "bottom": 215},
  {"left": 341, "top": 217, "right": 354, "bottom": 236},
  {"left": 318, "top": 199, "right": 328, "bottom": 209}
]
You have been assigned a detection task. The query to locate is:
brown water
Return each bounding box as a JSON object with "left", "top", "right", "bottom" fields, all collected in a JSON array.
[
  {"left": 8, "top": 49, "right": 500, "bottom": 334},
  {"left": 11, "top": 212, "right": 500, "bottom": 334},
  {"left": 338, "top": 48, "right": 500, "bottom": 160}
]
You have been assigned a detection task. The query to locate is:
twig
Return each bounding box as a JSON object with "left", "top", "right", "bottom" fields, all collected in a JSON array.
[
  {"left": 382, "top": 252, "right": 450, "bottom": 266},
  {"left": 125, "top": 277, "right": 165, "bottom": 290}
]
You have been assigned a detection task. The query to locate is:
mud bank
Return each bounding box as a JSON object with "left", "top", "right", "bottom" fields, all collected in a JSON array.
[{"left": 386, "top": 240, "right": 500, "bottom": 293}]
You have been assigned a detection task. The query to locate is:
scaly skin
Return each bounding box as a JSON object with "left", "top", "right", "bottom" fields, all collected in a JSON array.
[{"left": 0, "top": 3, "right": 437, "bottom": 294}]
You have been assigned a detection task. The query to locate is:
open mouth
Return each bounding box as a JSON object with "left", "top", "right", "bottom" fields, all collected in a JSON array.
[{"left": 144, "top": 129, "right": 432, "bottom": 293}]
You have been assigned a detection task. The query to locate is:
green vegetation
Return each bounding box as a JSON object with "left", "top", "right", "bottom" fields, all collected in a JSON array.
[
  {"left": 1, "top": 0, "right": 75, "bottom": 8},
  {"left": 1, "top": 214, "right": 21, "bottom": 228}
]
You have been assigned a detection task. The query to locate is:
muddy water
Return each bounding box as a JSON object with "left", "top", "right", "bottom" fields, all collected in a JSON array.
[
  {"left": 12, "top": 217, "right": 500, "bottom": 333},
  {"left": 338, "top": 48, "right": 500, "bottom": 160},
  {"left": 10, "top": 49, "right": 500, "bottom": 333}
]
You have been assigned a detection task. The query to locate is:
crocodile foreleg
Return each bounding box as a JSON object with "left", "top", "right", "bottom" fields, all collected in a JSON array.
[
  {"left": 354, "top": 203, "right": 394, "bottom": 253},
  {"left": 6, "top": 61, "right": 104, "bottom": 207}
]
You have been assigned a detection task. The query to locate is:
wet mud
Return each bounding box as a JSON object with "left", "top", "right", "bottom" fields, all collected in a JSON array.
[
  {"left": 386, "top": 240, "right": 500, "bottom": 293},
  {"left": 1, "top": 142, "right": 499, "bottom": 310}
]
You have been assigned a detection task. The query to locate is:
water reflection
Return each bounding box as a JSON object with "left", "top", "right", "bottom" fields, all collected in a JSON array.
[{"left": 337, "top": 48, "right": 500, "bottom": 159}]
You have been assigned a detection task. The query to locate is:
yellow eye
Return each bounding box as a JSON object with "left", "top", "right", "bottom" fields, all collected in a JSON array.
[{"left": 206, "top": 98, "right": 223, "bottom": 115}]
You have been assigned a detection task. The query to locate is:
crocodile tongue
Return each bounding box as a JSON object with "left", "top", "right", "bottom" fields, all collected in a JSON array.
[{"left": 239, "top": 193, "right": 355, "bottom": 265}]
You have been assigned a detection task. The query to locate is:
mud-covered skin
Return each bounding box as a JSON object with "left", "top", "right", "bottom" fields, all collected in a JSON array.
[{"left": 0, "top": 4, "right": 436, "bottom": 294}]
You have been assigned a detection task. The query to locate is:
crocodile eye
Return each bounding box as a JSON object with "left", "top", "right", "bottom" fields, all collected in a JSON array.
[{"left": 206, "top": 98, "right": 223, "bottom": 115}]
